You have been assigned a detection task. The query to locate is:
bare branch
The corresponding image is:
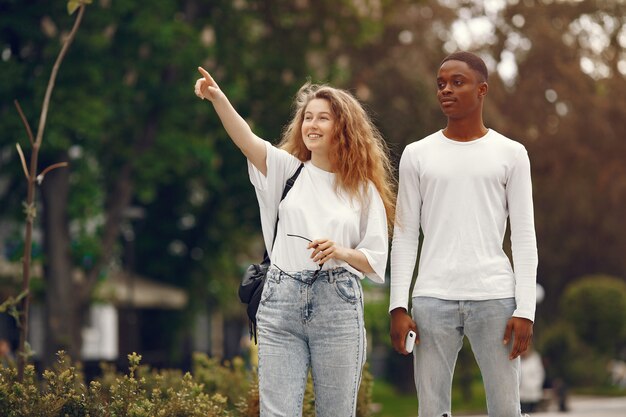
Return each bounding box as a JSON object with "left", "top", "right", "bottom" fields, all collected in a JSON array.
[
  {"left": 36, "top": 162, "right": 69, "bottom": 185},
  {"left": 34, "top": 5, "right": 86, "bottom": 147},
  {"left": 14, "top": 100, "right": 35, "bottom": 146},
  {"left": 16, "top": 2, "right": 87, "bottom": 382},
  {"left": 15, "top": 144, "right": 30, "bottom": 180}
]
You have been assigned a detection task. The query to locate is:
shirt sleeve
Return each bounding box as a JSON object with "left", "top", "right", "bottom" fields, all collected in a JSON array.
[
  {"left": 507, "top": 147, "right": 538, "bottom": 321},
  {"left": 389, "top": 146, "right": 422, "bottom": 312},
  {"left": 248, "top": 141, "right": 301, "bottom": 256},
  {"left": 356, "top": 183, "right": 389, "bottom": 283}
]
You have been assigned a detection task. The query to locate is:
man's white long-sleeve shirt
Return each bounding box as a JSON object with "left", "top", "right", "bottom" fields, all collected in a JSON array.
[{"left": 389, "top": 129, "right": 538, "bottom": 321}]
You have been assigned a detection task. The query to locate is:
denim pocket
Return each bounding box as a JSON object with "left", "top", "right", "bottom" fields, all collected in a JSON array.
[
  {"left": 333, "top": 275, "right": 359, "bottom": 304},
  {"left": 260, "top": 277, "right": 277, "bottom": 303}
]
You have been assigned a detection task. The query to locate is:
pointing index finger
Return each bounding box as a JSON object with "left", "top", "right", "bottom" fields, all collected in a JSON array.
[{"left": 197, "top": 66, "right": 214, "bottom": 83}]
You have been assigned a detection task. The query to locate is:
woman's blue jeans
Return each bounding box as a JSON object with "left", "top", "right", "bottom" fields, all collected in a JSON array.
[
  {"left": 412, "top": 296, "right": 523, "bottom": 417},
  {"left": 257, "top": 267, "right": 366, "bottom": 417}
]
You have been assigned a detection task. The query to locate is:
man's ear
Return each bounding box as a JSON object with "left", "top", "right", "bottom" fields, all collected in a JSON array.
[{"left": 478, "top": 82, "right": 488, "bottom": 98}]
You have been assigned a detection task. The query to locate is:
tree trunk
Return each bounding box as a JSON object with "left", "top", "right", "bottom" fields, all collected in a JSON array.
[
  {"left": 39, "top": 117, "right": 158, "bottom": 366},
  {"left": 83, "top": 117, "right": 158, "bottom": 299},
  {"left": 40, "top": 152, "right": 81, "bottom": 366}
]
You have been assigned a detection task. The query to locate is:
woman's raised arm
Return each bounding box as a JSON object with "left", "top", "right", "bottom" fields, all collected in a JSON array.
[{"left": 195, "top": 66, "right": 267, "bottom": 175}]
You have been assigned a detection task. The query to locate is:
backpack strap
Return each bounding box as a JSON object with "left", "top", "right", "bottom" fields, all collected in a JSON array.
[{"left": 271, "top": 163, "right": 304, "bottom": 249}]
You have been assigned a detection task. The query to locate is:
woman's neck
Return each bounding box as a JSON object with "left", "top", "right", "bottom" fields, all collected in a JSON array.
[{"left": 310, "top": 153, "right": 333, "bottom": 172}]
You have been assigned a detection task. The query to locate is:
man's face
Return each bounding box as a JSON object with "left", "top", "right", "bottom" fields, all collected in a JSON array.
[{"left": 436, "top": 59, "right": 487, "bottom": 120}]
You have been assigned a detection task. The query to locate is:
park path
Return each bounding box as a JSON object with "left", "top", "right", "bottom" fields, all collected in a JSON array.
[{"left": 461, "top": 395, "right": 626, "bottom": 417}]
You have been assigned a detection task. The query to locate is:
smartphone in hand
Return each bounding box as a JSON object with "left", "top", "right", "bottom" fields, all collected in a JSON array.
[{"left": 405, "top": 330, "right": 416, "bottom": 353}]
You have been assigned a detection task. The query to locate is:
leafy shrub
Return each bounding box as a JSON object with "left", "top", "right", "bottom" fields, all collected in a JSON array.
[
  {"left": 363, "top": 294, "right": 392, "bottom": 348},
  {"left": 0, "top": 352, "right": 230, "bottom": 417},
  {"left": 539, "top": 321, "right": 610, "bottom": 387},
  {"left": 0, "top": 351, "right": 374, "bottom": 416},
  {"left": 560, "top": 274, "right": 626, "bottom": 356},
  {"left": 192, "top": 353, "right": 250, "bottom": 410},
  {"left": 538, "top": 283, "right": 626, "bottom": 392}
]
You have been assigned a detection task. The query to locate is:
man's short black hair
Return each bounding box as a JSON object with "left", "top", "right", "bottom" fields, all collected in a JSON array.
[{"left": 441, "top": 51, "right": 488, "bottom": 82}]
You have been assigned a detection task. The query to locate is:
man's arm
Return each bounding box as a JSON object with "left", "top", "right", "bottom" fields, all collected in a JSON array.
[
  {"left": 389, "top": 147, "right": 422, "bottom": 353},
  {"left": 505, "top": 146, "right": 538, "bottom": 358}
]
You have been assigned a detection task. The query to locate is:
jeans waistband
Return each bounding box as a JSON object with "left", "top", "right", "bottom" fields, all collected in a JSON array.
[{"left": 268, "top": 266, "right": 347, "bottom": 284}]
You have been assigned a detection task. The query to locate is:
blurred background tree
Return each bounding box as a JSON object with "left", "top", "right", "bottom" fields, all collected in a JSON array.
[
  {"left": 0, "top": 0, "right": 443, "bottom": 369},
  {"left": 539, "top": 274, "right": 626, "bottom": 390},
  {"left": 1, "top": 0, "right": 625, "bottom": 399},
  {"left": 483, "top": 0, "right": 626, "bottom": 320}
]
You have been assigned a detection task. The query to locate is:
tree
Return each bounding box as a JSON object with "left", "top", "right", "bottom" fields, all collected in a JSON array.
[
  {"left": 560, "top": 274, "right": 626, "bottom": 356},
  {"left": 2, "top": 0, "right": 430, "bottom": 366},
  {"left": 0, "top": 0, "right": 89, "bottom": 380},
  {"left": 488, "top": 0, "right": 626, "bottom": 315},
  {"left": 421, "top": 0, "right": 626, "bottom": 317}
]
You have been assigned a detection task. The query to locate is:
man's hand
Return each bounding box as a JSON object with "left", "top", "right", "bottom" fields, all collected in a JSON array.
[
  {"left": 503, "top": 316, "right": 533, "bottom": 360},
  {"left": 390, "top": 308, "right": 418, "bottom": 355}
]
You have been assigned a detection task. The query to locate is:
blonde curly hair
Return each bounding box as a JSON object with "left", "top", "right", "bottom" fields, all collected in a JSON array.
[{"left": 278, "top": 83, "right": 396, "bottom": 231}]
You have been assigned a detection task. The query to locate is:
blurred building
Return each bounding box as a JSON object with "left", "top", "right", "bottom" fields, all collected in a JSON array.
[{"left": 0, "top": 258, "right": 188, "bottom": 370}]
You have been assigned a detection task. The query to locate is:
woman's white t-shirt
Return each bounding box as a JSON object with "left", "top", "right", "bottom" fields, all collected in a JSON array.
[{"left": 248, "top": 141, "right": 388, "bottom": 283}]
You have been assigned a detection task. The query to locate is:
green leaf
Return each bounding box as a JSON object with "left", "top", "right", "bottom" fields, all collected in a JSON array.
[
  {"left": 67, "top": 0, "right": 80, "bottom": 15},
  {"left": 68, "top": 0, "right": 93, "bottom": 15},
  {"left": 0, "top": 290, "right": 28, "bottom": 313}
]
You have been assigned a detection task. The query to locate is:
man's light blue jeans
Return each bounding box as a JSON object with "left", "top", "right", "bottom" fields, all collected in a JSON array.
[
  {"left": 257, "top": 267, "right": 366, "bottom": 417},
  {"left": 412, "top": 296, "right": 523, "bottom": 417}
]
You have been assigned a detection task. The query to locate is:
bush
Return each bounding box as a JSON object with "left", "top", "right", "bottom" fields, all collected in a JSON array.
[
  {"left": 0, "top": 351, "right": 374, "bottom": 417},
  {"left": 192, "top": 353, "right": 250, "bottom": 410},
  {"left": 0, "top": 352, "right": 230, "bottom": 417},
  {"left": 537, "top": 275, "right": 626, "bottom": 388},
  {"left": 363, "top": 289, "right": 392, "bottom": 349},
  {"left": 560, "top": 274, "right": 626, "bottom": 356},
  {"left": 539, "top": 321, "right": 610, "bottom": 387}
]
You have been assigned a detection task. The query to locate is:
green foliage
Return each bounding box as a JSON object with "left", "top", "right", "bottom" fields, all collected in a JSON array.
[
  {"left": 481, "top": 0, "right": 626, "bottom": 315},
  {"left": 538, "top": 321, "right": 580, "bottom": 380},
  {"left": 538, "top": 318, "right": 621, "bottom": 388},
  {"left": 2, "top": 0, "right": 622, "bottom": 389},
  {"left": 0, "top": 0, "right": 448, "bottom": 366},
  {"left": 538, "top": 274, "right": 626, "bottom": 387},
  {"left": 191, "top": 353, "right": 251, "bottom": 410},
  {"left": 0, "top": 352, "right": 230, "bottom": 417},
  {"left": 370, "top": 375, "right": 488, "bottom": 417},
  {"left": 560, "top": 274, "right": 626, "bottom": 356},
  {"left": 357, "top": 362, "right": 374, "bottom": 417},
  {"left": 0, "top": 351, "right": 375, "bottom": 416},
  {"left": 0, "top": 290, "right": 28, "bottom": 325},
  {"left": 67, "top": 0, "right": 92, "bottom": 16}
]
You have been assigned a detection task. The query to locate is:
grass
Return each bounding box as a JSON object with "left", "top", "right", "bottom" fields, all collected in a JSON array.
[
  {"left": 571, "top": 385, "right": 626, "bottom": 397},
  {"left": 371, "top": 377, "right": 488, "bottom": 417},
  {"left": 370, "top": 339, "right": 489, "bottom": 417},
  {"left": 370, "top": 379, "right": 417, "bottom": 417}
]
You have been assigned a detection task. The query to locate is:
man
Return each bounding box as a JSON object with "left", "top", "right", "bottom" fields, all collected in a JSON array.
[{"left": 389, "top": 51, "right": 538, "bottom": 416}]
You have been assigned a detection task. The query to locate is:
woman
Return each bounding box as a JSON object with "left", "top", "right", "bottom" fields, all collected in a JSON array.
[{"left": 194, "top": 67, "right": 395, "bottom": 417}]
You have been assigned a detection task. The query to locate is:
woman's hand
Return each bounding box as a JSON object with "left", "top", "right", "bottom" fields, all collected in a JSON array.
[
  {"left": 308, "top": 239, "right": 344, "bottom": 265},
  {"left": 308, "top": 239, "right": 374, "bottom": 274},
  {"left": 194, "top": 67, "right": 223, "bottom": 102}
]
